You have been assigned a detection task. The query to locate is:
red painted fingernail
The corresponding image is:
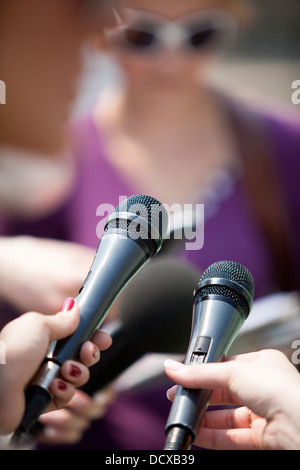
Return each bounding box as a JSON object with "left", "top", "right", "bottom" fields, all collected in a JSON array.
[
  {"left": 61, "top": 297, "right": 75, "bottom": 312},
  {"left": 58, "top": 381, "right": 68, "bottom": 392},
  {"left": 70, "top": 365, "right": 81, "bottom": 377}
]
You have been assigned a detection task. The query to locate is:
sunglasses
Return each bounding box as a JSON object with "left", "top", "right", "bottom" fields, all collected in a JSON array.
[{"left": 104, "top": 8, "right": 237, "bottom": 58}]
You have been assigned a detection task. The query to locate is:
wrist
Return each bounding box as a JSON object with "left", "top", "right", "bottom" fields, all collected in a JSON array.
[
  {"left": 269, "top": 409, "right": 300, "bottom": 450},
  {"left": 0, "top": 237, "right": 14, "bottom": 299},
  {"left": 0, "top": 236, "right": 32, "bottom": 300},
  {"left": 266, "top": 379, "right": 300, "bottom": 450}
]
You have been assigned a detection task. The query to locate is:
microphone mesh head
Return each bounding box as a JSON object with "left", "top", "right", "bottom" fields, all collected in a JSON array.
[
  {"left": 107, "top": 195, "right": 169, "bottom": 257},
  {"left": 196, "top": 261, "right": 254, "bottom": 319}
]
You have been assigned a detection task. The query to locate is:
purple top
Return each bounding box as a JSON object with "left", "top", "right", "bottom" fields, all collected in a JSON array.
[
  {"left": 1, "top": 101, "right": 300, "bottom": 450},
  {"left": 68, "top": 109, "right": 300, "bottom": 299}
]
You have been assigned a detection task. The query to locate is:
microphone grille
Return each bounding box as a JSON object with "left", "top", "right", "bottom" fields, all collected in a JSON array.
[
  {"left": 200, "top": 260, "right": 254, "bottom": 296},
  {"left": 196, "top": 261, "right": 254, "bottom": 318},
  {"left": 116, "top": 194, "right": 169, "bottom": 237},
  {"left": 107, "top": 195, "right": 169, "bottom": 257}
]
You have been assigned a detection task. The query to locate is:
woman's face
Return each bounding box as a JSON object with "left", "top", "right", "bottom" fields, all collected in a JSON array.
[{"left": 105, "top": 0, "right": 238, "bottom": 93}]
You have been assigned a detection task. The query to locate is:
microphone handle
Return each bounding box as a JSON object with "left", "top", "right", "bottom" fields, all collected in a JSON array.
[
  {"left": 164, "top": 297, "right": 245, "bottom": 450},
  {"left": 81, "top": 327, "right": 144, "bottom": 395},
  {"left": 14, "top": 234, "right": 148, "bottom": 438}
]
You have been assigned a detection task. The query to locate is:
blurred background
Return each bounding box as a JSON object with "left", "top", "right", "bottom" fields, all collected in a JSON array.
[{"left": 72, "top": 0, "right": 300, "bottom": 116}]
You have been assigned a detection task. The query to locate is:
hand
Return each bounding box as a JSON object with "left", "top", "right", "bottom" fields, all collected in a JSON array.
[
  {"left": 0, "top": 236, "right": 95, "bottom": 314},
  {"left": 37, "top": 387, "right": 117, "bottom": 445},
  {"left": 0, "top": 300, "right": 112, "bottom": 435},
  {"left": 165, "top": 349, "right": 300, "bottom": 450}
]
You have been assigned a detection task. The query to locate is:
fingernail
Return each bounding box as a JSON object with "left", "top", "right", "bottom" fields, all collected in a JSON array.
[
  {"left": 70, "top": 365, "right": 81, "bottom": 377},
  {"left": 164, "top": 359, "right": 184, "bottom": 371},
  {"left": 57, "top": 380, "right": 68, "bottom": 392},
  {"left": 166, "top": 385, "right": 177, "bottom": 401},
  {"left": 61, "top": 297, "right": 75, "bottom": 312},
  {"left": 93, "top": 345, "right": 100, "bottom": 360}
]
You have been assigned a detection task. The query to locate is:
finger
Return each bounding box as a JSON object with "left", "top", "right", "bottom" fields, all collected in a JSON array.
[
  {"left": 67, "top": 389, "right": 111, "bottom": 420},
  {"left": 164, "top": 360, "right": 241, "bottom": 406},
  {"left": 79, "top": 330, "right": 112, "bottom": 366},
  {"left": 194, "top": 427, "right": 258, "bottom": 450},
  {"left": 48, "top": 379, "right": 76, "bottom": 410},
  {"left": 60, "top": 360, "right": 90, "bottom": 387},
  {"left": 226, "top": 349, "right": 291, "bottom": 370},
  {"left": 39, "top": 407, "right": 89, "bottom": 432},
  {"left": 38, "top": 423, "right": 85, "bottom": 445},
  {"left": 201, "top": 406, "right": 252, "bottom": 430},
  {"left": 166, "top": 385, "right": 178, "bottom": 402},
  {"left": 166, "top": 383, "right": 241, "bottom": 408},
  {"left": 46, "top": 299, "right": 80, "bottom": 342},
  {"left": 79, "top": 341, "right": 100, "bottom": 368},
  {"left": 91, "top": 388, "right": 117, "bottom": 419},
  {"left": 91, "top": 329, "right": 113, "bottom": 352},
  {"left": 164, "top": 359, "right": 245, "bottom": 392}
]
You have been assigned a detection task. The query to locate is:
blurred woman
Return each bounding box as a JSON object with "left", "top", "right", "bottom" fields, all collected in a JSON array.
[
  {"left": 42, "top": 0, "right": 298, "bottom": 450},
  {"left": 71, "top": 0, "right": 300, "bottom": 297}
]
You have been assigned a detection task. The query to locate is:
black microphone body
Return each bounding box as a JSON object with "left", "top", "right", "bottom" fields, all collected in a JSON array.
[
  {"left": 13, "top": 195, "right": 168, "bottom": 440},
  {"left": 164, "top": 261, "right": 254, "bottom": 450},
  {"left": 81, "top": 257, "right": 201, "bottom": 395},
  {"left": 82, "top": 325, "right": 144, "bottom": 394}
]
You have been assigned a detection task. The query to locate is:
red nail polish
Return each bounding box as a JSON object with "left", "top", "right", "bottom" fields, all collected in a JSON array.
[
  {"left": 61, "top": 297, "right": 75, "bottom": 312},
  {"left": 70, "top": 365, "right": 81, "bottom": 377},
  {"left": 58, "top": 381, "right": 68, "bottom": 392}
]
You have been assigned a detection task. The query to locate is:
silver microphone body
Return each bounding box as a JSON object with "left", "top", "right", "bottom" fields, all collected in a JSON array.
[
  {"left": 14, "top": 195, "right": 168, "bottom": 439},
  {"left": 164, "top": 261, "right": 254, "bottom": 450}
]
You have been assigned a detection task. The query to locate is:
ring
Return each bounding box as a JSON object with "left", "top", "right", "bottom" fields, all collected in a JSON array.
[{"left": 248, "top": 409, "right": 253, "bottom": 429}]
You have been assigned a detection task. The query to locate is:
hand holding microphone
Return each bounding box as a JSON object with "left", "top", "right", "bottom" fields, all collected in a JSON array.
[
  {"left": 0, "top": 299, "right": 111, "bottom": 438},
  {"left": 165, "top": 348, "right": 300, "bottom": 450},
  {"left": 163, "top": 260, "right": 255, "bottom": 450},
  {"left": 13, "top": 194, "right": 169, "bottom": 441},
  {"left": 26, "top": 256, "right": 200, "bottom": 443}
]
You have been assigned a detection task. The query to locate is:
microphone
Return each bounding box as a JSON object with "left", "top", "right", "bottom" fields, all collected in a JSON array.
[
  {"left": 164, "top": 260, "right": 255, "bottom": 451},
  {"left": 81, "top": 257, "right": 201, "bottom": 395},
  {"left": 13, "top": 194, "right": 169, "bottom": 440},
  {"left": 157, "top": 207, "right": 198, "bottom": 257}
]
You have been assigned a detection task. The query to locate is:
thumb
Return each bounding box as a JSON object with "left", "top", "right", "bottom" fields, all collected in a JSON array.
[{"left": 47, "top": 298, "right": 80, "bottom": 342}]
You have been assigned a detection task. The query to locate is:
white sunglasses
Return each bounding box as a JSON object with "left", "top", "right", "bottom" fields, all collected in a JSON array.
[{"left": 104, "top": 8, "right": 237, "bottom": 57}]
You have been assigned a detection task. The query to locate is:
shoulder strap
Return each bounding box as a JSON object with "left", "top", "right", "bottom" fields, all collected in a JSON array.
[{"left": 224, "top": 97, "right": 296, "bottom": 292}]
